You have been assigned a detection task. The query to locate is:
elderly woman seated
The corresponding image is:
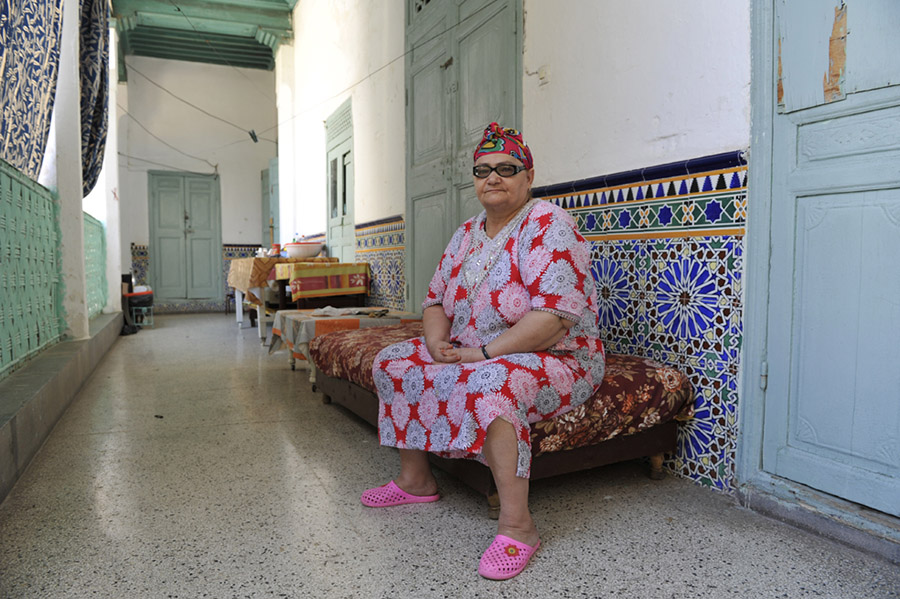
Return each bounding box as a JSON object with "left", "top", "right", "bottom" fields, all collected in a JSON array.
[{"left": 361, "top": 123, "right": 605, "bottom": 580}]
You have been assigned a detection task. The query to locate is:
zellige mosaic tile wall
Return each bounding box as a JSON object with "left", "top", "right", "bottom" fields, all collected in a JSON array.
[
  {"left": 355, "top": 216, "right": 406, "bottom": 312},
  {"left": 534, "top": 151, "right": 747, "bottom": 492}
]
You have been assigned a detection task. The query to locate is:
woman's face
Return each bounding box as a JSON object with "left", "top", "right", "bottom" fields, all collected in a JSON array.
[{"left": 473, "top": 153, "right": 535, "bottom": 213}]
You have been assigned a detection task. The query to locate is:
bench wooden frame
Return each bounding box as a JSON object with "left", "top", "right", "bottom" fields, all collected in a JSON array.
[{"left": 314, "top": 367, "right": 676, "bottom": 518}]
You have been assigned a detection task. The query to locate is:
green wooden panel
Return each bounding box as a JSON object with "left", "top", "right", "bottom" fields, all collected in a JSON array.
[
  {"left": 405, "top": 0, "right": 520, "bottom": 310},
  {"left": 83, "top": 213, "right": 108, "bottom": 319},
  {"left": 761, "top": 0, "right": 900, "bottom": 517},
  {"left": 186, "top": 177, "right": 221, "bottom": 299},
  {"left": 0, "top": 159, "right": 63, "bottom": 380},
  {"left": 149, "top": 171, "right": 222, "bottom": 301}
]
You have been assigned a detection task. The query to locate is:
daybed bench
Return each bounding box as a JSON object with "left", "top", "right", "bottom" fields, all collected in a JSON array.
[{"left": 309, "top": 322, "right": 694, "bottom": 517}]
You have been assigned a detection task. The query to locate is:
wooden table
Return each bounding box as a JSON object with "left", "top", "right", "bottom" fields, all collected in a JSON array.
[
  {"left": 268, "top": 307, "right": 423, "bottom": 381},
  {"left": 226, "top": 256, "right": 338, "bottom": 340}
]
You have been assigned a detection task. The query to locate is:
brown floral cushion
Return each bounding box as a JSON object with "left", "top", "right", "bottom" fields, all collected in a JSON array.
[
  {"left": 308, "top": 322, "right": 694, "bottom": 456},
  {"left": 531, "top": 354, "right": 693, "bottom": 456},
  {"left": 310, "top": 323, "right": 426, "bottom": 391}
]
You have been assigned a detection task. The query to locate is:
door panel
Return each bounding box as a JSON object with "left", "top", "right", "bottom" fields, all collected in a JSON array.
[
  {"left": 186, "top": 178, "right": 220, "bottom": 298},
  {"left": 268, "top": 157, "right": 279, "bottom": 245},
  {"left": 188, "top": 237, "right": 216, "bottom": 291},
  {"left": 788, "top": 192, "right": 900, "bottom": 476},
  {"left": 406, "top": 0, "right": 519, "bottom": 310},
  {"left": 149, "top": 172, "right": 222, "bottom": 301},
  {"left": 411, "top": 61, "right": 448, "bottom": 167},
  {"left": 157, "top": 234, "right": 186, "bottom": 295},
  {"left": 763, "top": 0, "right": 900, "bottom": 517},
  {"left": 411, "top": 192, "right": 449, "bottom": 308},
  {"left": 458, "top": 183, "right": 481, "bottom": 224},
  {"left": 456, "top": 1, "right": 515, "bottom": 148},
  {"left": 326, "top": 138, "right": 355, "bottom": 263},
  {"left": 151, "top": 176, "right": 187, "bottom": 298}
]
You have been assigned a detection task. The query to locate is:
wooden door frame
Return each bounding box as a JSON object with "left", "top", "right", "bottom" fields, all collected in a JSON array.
[
  {"left": 325, "top": 98, "right": 354, "bottom": 262},
  {"left": 147, "top": 170, "right": 223, "bottom": 301},
  {"left": 402, "top": 0, "right": 523, "bottom": 310},
  {"left": 737, "top": 0, "right": 899, "bottom": 556}
]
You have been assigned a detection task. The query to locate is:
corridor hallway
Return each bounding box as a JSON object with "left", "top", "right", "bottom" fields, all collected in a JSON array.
[{"left": 1, "top": 314, "right": 897, "bottom": 598}]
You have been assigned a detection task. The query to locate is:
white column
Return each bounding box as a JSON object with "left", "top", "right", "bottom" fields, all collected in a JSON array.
[
  {"left": 56, "top": 0, "right": 89, "bottom": 339},
  {"left": 103, "top": 27, "right": 122, "bottom": 313}
]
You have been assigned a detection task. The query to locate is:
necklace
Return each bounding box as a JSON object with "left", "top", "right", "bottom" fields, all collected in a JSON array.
[{"left": 461, "top": 199, "right": 536, "bottom": 297}]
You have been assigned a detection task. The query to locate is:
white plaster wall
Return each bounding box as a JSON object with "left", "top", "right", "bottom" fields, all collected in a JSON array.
[
  {"left": 118, "top": 57, "right": 276, "bottom": 256},
  {"left": 277, "top": 0, "right": 405, "bottom": 240},
  {"left": 522, "top": 0, "right": 751, "bottom": 187},
  {"left": 83, "top": 27, "right": 122, "bottom": 313}
]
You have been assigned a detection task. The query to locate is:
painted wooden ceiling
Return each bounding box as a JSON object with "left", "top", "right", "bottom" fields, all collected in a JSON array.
[{"left": 112, "top": 0, "right": 296, "bottom": 76}]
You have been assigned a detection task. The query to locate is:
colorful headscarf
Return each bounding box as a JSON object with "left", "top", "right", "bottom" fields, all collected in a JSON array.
[{"left": 473, "top": 122, "right": 534, "bottom": 170}]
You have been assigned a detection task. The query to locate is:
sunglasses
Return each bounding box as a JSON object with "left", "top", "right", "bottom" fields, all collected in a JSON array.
[{"left": 472, "top": 164, "right": 528, "bottom": 178}]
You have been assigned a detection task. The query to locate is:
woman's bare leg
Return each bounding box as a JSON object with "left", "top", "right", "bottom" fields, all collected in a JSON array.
[
  {"left": 483, "top": 419, "right": 540, "bottom": 546},
  {"left": 394, "top": 448, "right": 439, "bottom": 496}
]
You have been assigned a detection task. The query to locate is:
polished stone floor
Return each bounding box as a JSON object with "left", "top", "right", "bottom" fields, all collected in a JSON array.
[{"left": 0, "top": 314, "right": 897, "bottom": 598}]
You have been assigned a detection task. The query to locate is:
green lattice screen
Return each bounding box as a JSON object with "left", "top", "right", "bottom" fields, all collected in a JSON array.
[
  {"left": 0, "top": 159, "right": 63, "bottom": 379},
  {"left": 83, "top": 213, "right": 107, "bottom": 319}
]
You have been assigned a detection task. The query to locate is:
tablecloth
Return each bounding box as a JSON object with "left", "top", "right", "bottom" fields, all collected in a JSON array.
[
  {"left": 269, "top": 307, "right": 423, "bottom": 361},
  {"left": 227, "top": 256, "right": 337, "bottom": 304},
  {"left": 273, "top": 262, "right": 370, "bottom": 302}
]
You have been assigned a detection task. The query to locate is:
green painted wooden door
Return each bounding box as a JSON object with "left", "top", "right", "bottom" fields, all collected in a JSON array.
[
  {"left": 327, "top": 138, "right": 355, "bottom": 263},
  {"left": 326, "top": 99, "right": 355, "bottom": 263},
  {"left": 149, "top": 172, "right": 222, "bottom": 300},
  {"left": 261, "top": 157, "right": 279, "bottom": 246},
  {"left": 761, "top": 0, "right": 900, "bottom": 516},
  {"left": 405, "top": 0, "right": 520, "bottom": 310}
]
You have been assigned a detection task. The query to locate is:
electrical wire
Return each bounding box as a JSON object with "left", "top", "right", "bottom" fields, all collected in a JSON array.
[
  {"left": 251, "top": 0, "right": 497, "bottom": 139},
  {"left": 125, "top": 62, "right": 276, "bottom": 145},
  {"left": 117, "top": 103, "right": 219, "bottom": 171},
  {"left": 118, "top": 152, "right": 217, "bottom": 176},
  {"left": 119, "top": 1, "right": 495, "bottom": 164}
]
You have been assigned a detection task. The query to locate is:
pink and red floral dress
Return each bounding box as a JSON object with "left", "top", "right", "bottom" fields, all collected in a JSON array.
[{"left": 372, "top": 200, "right": 605, "bottom": 477}]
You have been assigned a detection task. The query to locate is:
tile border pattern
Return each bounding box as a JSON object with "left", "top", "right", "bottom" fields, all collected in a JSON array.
[
  {"left": 534, "top": 151, "right": 747, "bottom": 492},
  {"left": 355, "top": 216, "right": 406, "bottom": 311}
]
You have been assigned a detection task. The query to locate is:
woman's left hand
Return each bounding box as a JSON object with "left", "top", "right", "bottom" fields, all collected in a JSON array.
[{"left": 440, "top": 346, "right": 487, "bottom": 364}]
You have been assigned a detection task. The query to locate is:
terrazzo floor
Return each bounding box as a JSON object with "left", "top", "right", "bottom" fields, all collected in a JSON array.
[{"left": 0, "top": 313, "right": 897, "bottom": 599}]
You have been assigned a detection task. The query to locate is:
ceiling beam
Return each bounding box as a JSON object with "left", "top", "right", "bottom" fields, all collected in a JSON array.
[
  {"left": 128, "top": 46, "right": 273, "bottom": 70},
  {"left": 113, "top": 0, "right": 291, "bottom": 32}
]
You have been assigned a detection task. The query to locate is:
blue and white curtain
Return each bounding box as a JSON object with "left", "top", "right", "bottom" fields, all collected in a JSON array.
[
  {"left": 79, "top": 0, "right": 109, "bottom": 197},
  {"left": 0, "top": 0, "right": 65, "bottom": 180}
]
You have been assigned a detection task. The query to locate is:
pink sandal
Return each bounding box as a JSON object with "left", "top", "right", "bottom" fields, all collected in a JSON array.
[
  {"left": 360, "top": 480, "right": 440, "bottom": 507},
  {"left": 478, "top": 534, "right": 541, "bottom": 580}
]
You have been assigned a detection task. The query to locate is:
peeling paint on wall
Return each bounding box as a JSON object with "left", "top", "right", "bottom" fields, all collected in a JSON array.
[
  {"left": 823, "top": 3, "right": 847, "bottom": 103},
  {"left": 777, "top": 37, "right": 785, "bottom": 110}
]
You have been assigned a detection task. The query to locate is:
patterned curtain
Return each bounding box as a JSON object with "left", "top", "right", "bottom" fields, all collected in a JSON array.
[
  {"left": 79, "top": 0, "right": 109, "bottom": 197},
  {"left": 0, "top": 0, "right": 65, "bottom": 181}
]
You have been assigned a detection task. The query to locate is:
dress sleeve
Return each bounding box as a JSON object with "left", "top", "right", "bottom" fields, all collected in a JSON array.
[
  {"left": 519, "top": 206, "right": 591, "bottom": 322},
  {"left": 422, "top": 224, "right": 466, "bottom": 311}
]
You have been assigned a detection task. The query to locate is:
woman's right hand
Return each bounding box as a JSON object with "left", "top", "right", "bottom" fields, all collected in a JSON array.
[
  {"left": 426, "top": 338, "right": 461, "bottom": 363},
  {"left": 423, "top": 305, "right": 456, "bottom": 362}
]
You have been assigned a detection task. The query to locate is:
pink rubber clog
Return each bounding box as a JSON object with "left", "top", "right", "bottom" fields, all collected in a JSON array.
[
  {"left": 478, "top": 534, "right": 541, "bottom": 580},
  {"left": 360, "top": 480, "right": 440, "bottom": 507}
]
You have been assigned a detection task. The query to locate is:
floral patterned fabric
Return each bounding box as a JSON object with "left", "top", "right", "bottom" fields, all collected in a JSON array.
[
  {"left": 531, "top": 354, "right": 693, "bottom": 456},
  {"left": 311, "top": 323, "right": 426, "bottom": 391},
  {"left": 0, "top": 0, "right": 64, "bottom": 180},
  {"left": 309, "top": 322, "right": 693, "bottom": 462},
  {"left": 79, "top": 0, "right": 109, "bottom": 196},
  {"left": 372, "top": 200, "right": 605, "bottom": 477}
]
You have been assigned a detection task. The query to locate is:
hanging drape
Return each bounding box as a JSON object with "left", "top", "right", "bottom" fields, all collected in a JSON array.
[
  {"left": 0, "top": 0, "right": 65, "bottom": 180},
  {"left": 79, "top": 0, "right": 109, "bottom": 197}
]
